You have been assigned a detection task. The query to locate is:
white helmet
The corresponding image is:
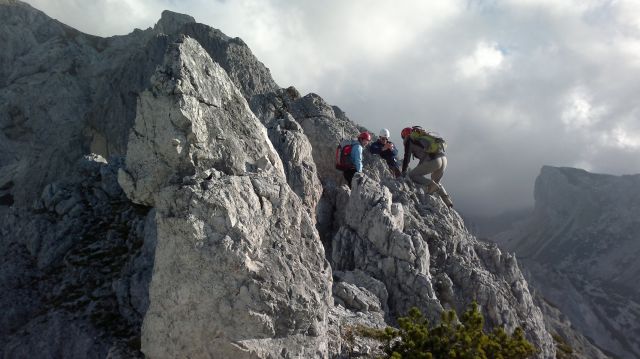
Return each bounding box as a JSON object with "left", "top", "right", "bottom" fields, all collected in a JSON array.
[{"left": 379, "top": 128, "right": 390, "bottom": 138}]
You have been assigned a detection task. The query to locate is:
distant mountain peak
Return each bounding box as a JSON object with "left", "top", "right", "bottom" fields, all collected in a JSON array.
[
  {"left": 154, "top": 9, "right": 196, "bottom": 35},
  {"left": 494, "top": 165, "right": 640, "bottom": 358}
]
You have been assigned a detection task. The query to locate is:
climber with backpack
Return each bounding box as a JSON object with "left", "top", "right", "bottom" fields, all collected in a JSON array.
[
  {"left": 335, "top": 131, "right": 372, "bottom": 188},
  {"left": 401, "top": 126, "right": 453, "bottom": 208},
  {"left": 369, "top": 128, "right": 402, "bottom": 178}
]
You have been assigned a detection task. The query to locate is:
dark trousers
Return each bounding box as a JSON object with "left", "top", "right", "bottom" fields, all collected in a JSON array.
[
  {"left": 343, "top": 168, "right": 356, "bottom": 188},
  {"left": 380, "top": 151, "right": 401, "bottom": 177}
]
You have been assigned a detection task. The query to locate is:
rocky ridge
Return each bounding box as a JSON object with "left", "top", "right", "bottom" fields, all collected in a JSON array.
[{"left": 0, "top": 1, "right": 607, "bottom": 358}]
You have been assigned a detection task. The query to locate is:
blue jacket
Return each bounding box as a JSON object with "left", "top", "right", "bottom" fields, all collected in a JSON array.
[
  {"left": 350, "top": 142, "right": 364, "bottom": 172},
  {"left": 369, "top": 140, "right": 398, "bottom": 158}
]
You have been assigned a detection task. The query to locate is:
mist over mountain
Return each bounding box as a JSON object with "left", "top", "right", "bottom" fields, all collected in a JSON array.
[
  {"left": 491, "top": 166, "right": 640, "bottom": 358},
  {"left": 0, "top": 1, "right": 612, "bottom": 358},
  {"left": 464, "top": 206, "right": 533, "bottom": 240}
]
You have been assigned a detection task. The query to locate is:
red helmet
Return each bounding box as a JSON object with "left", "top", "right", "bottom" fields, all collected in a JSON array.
[
  {"left": 358, "top": 132, "right": 372, "bottom": 141},
  {"left": 401, "top": 127, "right": 412, "bottom": 139}
]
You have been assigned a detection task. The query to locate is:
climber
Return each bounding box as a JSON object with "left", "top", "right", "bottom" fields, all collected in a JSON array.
[
  {"left": 343, "top": 131, "right": 371, "bottom": 188},
  {"left": 369, "top": 128, "right": 401, "bottom": 178},
  {"left": 401, "top": 126, "right": 453, "bottom": 208}
]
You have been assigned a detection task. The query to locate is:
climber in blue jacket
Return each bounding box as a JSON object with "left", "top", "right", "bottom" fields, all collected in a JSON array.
[{"left": 369, "top": 128, "right": 401, "bottom": 178}]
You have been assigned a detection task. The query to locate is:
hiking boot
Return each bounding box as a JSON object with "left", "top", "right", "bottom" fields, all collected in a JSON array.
[
  {"left": 441, "top": 194, "right": 453, "bottom": 208},
  {"left": 427, "top": 182, "right": 439, "bottom": 194}
]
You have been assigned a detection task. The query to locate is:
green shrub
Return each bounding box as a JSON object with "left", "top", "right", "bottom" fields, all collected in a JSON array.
[
  {"left": 551, "top": 333, "right": 573, "bottom": 358},
  {"left": 376, "top": 302, "right": 537, "bottom": 359}
]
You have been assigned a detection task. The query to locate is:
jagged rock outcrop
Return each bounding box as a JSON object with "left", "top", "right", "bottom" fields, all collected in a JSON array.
[
  {"left": 0, "top": 1, "right": 279, "bottom": 209},
  {"left": 118, "top": 37, "right": 332, "bottom": 357},
  {"left": 327, "top": 174, "right": 555, "bottom": 357},
  {"left": 1, "top": 2, "right": 581, "bottom": 358},
  {"left": 252, "top": 89, "right": 388, "bottom": 187},
  {"left": 0, "top": 0, "right": 172, "bottom": 207},
  {"left": 117, "top": 35, "right": 284, "bottom": 206},
  {"left": 266, "top": 114, "right": 323, "bottom": 218},
  {"left": 251, "top": 88, "right": 392, "bottom": 247},
  {"left": 493, "top": 166, "right": 640, "bottom": 358},
  {"left": 180, "top": 21, "right": 279, "bottom": 102},
  {"left": 153, "top": 10, "right": 195, "bottom": 35},
  {"left": 146, "top": 178, "right": 332, "bottom": 358}
]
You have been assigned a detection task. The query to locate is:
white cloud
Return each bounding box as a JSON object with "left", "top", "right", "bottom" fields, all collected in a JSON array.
[
  {"left": 456, "top": 41, "right": 505, "bottom": 79},
  {"left": 561, "top": 90, "right": 602, "bottom": 130},
  {"left": 616, "top": 0, "right": 640, "bottom": 31},
  {"left": 25, "top": 0, "right": 164, "bottom": 35},
  {"left": 609, "top": 127, "right": 640, "bottom": 150},
  {"left": 505, "top": 0, "right": 608, "bottom": 15},
  {"left": 617, "top": 37, "right": 640, "bottom": 66}
]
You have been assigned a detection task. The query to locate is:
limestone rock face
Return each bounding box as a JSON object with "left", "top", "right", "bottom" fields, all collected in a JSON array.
[
  {"left": 329, "top": 174, "right": 556, "bottom": 358},
  {"left": 117, "top": 37, "right": 331, "bottom": 358},
  {"left": 118, "top": 36, "right": 284, "bottom": 206},
  {"left": 145, "top": 178, "right": 331, "bottom": 358},
  {"left": 0, "top": 0, "right": 100, "bottom": 207},
  {"left": 180, "top": 22, "right": 280, "bottom": 102},
  {"left": 266, "top": 114, "right": 322, "bottom": 218},
  {"left": 250, "top": 88, "right": 392, "bottom": 247},
  {"left": 493, "top": 166, "right": 640, "bottom": 358}
]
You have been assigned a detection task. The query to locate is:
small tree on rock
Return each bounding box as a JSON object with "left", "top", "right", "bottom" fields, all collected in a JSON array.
[{"left": 379, "top": 302, "right": 537, "bottom": 359}]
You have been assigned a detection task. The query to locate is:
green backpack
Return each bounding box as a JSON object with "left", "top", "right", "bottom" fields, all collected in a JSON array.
[{"left": 409, "top": 126, "right": 446, "bottom": 154}]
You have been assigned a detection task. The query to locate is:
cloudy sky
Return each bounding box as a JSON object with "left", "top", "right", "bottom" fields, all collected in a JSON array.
[{"left": 25, "top": 0, "right": 640, "bottom": 216}]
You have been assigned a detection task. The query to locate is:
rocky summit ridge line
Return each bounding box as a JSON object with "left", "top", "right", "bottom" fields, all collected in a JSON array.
[{"left": 0, "top": 1, "right": 605, "bottom": 358}]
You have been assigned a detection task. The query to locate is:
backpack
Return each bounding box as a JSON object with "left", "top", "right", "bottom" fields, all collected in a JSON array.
[
  {"left": 409, "top": 126, "right": 446, "bottom": 154},
  {"left": 335, "top": 139, "right": 356, "bottom": 171}
]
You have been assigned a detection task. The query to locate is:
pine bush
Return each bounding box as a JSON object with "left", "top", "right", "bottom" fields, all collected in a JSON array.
[{"left": 377, "top": 302, "right": 537, "bottom": 359}]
